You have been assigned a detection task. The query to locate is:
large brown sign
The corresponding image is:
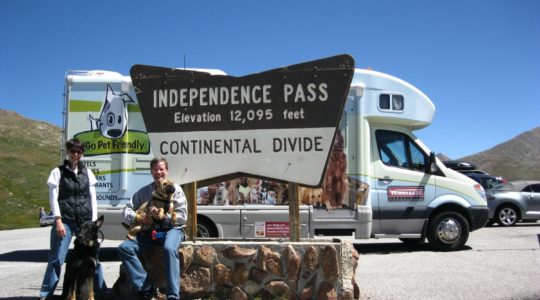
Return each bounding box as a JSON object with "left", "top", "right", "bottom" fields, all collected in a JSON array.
[{"left": 131, "top": 54, "right": 354, "bottom": 185}]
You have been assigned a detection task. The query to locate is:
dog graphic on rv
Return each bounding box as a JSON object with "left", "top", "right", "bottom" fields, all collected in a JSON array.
[{"left": 89, "top": 84, "right": 134, "bottom": 139}]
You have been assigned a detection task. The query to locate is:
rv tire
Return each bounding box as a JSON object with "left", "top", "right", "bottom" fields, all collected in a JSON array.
[
  {"left": 197, "top": 218, "right": 218, "bottom": 238},
  {"left": 427, "top": 211, "right": 470, "bottom": 251}
]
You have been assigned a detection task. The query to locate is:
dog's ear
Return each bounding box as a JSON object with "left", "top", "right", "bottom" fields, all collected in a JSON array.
[
  {"left": 165, "top": 184, "right": 176, "bottom": 194},
  {"left": 95, "top": 215, "right": 104, "bottom": 228}
]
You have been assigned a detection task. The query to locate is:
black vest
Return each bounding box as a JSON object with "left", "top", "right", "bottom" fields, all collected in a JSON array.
[{"left": 57, "top": 160, "right": 92, "bottom": 225}]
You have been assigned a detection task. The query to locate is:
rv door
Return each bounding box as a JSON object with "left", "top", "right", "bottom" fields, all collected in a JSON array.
[{"left": 371, "top": 128, "right": 435, "bottom": 235}]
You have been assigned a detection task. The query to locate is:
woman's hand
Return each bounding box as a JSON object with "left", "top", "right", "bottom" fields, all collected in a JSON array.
[{"left": 55, "top": 218, "right": 66, "bottom": 238}]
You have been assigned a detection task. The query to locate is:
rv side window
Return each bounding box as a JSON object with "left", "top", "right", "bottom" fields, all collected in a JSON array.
[
  {"left": 378, "top": 94, "right": 404, "bottom": 112},
  {"left": 197, "top": 178, "right": 289, "bottom": 206},
  {"left": 392, "top": 95, "right": 404, "bottom": 110},
  {"left": 379, "top": 94, "right": 391, "bottom": 110},
  {"left": 376, "top": 130, "right": 428, "bottom": 172}
]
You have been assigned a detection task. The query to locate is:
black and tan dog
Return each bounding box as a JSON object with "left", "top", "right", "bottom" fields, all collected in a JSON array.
[{"left": 61, "top": 215, "right": 104, "bottom": 300}]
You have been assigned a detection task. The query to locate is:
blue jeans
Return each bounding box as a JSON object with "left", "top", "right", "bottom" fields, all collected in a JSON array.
[
  {"left": 117, "top": 228, "right": 184, "bottom": 299},
  {"left": 39, "top": 220, "right": 107, "bottom": 298}
]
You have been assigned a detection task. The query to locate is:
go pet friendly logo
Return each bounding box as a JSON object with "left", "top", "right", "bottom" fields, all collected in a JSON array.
[
  {"left": 75, "top": 84, "right": 150, "bottom": 156},
  {"left": 89, "top": 84, "right": 134, "bottom": 139}
]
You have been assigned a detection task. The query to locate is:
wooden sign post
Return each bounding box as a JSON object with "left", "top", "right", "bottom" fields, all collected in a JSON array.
[
  {"left": 183, "top": 182, "right": 198, "bottom": 242},
  {"left": 288, "top": 182, "right": 300, "bottom": 242}
]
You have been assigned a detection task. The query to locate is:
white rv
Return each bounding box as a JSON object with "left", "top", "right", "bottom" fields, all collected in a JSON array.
[{"left": 63, "top": 68, "right": 488, "bottom": 251}]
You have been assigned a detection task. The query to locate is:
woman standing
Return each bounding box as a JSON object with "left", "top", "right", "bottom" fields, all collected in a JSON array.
[{"left": 38, "top": 138, "right": 107, "bottom": 299}]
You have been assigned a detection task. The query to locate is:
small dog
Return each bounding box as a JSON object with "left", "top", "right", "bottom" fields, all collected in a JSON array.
[
  {"left": 238, "top": 178, "right": 251, "bottom": 204},
  {"left": 250, "top": 185, "right": 260, "bottom": 204},
  {"left": 275, "top": 184, "right": 288, "bottom": 205},
  {"left": 299, "top": 186, "right": 326, "bottom": 207},
  {"left": 226, "top": 178, "right": 241, "bottom": 205},
  {"left": 266, "top": 190, "right": 276, "bottom": 205},
  {"left": 123, "top": 178, "right": 177, "bottom": 239},
  {"left": 213, "top": 183, "right": 229, "bottom": 205},
  {"left": 61, "top": 215, "right": 104, "bottom": 300}
]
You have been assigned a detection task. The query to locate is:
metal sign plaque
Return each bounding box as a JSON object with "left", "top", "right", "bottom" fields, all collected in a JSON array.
[{"left": 131, "top": 54, "right": 354, "bottom": 185}]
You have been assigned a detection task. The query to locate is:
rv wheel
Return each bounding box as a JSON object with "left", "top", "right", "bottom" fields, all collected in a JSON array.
[
  {"left": 427, "top": 211, "right": 470, "bottom": 251},
  {"left": 196, "top": 218, "right": 218, "bottom": 238}
]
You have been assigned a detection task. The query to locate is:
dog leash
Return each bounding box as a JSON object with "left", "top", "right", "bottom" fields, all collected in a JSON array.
[{"left": 98, "top": 229, "right": 105, "bottom": 244}]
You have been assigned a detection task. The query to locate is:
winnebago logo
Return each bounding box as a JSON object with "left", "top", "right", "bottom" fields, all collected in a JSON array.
[
  {"left": 387, "top": 186, "right": 425, "bottom": 201},
  {"left": 75, "top": 84, "right": 150, "bottom": 156}
]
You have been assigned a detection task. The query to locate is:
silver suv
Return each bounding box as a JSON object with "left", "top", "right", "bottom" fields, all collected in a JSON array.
[{"left": 487, "top": 181, "right": 540, "bottom": 226}]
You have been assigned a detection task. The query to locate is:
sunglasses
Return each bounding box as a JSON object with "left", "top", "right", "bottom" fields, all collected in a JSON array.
[{"left": 69, "top": 150, "right": 83, "bottom": 155}]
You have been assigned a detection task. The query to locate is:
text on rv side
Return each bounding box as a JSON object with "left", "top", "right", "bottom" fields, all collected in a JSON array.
[
  {"left": 81, "top": 165, "right": 114, "bottom": 189},
  {"left": 82, "top": 140, "right": 146, "bottom": 152}
]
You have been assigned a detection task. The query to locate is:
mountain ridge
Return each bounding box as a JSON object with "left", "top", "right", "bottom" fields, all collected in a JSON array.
[{"left": 458, "top": 126, "right": 540, "bottom": 181}]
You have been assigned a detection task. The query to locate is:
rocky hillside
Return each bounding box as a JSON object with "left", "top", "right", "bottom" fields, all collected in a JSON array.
[
  {"left": 0, "top": 109, "right": 61, "bottom": 229},
  {"left": 459, "top": 127, "right": 540, "bottom": 181}
]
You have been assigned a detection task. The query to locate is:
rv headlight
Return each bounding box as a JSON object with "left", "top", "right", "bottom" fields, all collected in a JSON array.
[{"left": 474, "top": 184, "right": 486, "bottom": 201}]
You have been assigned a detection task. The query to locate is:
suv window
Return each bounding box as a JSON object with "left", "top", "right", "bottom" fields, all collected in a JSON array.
[
  {"left": 484, "top": 177, "right": 501, "bottom": 190},
  {"left": 529, "top": 184, "right": 540, "bottom": 193},
  {"left": 376, "top": 130, "right": 427, "bottom": 172}
]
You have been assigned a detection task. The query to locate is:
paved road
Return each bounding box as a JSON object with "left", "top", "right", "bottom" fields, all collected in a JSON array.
[
  {"left": 355, "top": 222, "right": 540, "bottom": 300},
  {"left": 0, "top": 223, "right": 538, "bottom": 299},
  {"left": 0, "top": 227, "right": 122, "bottom": 299}
]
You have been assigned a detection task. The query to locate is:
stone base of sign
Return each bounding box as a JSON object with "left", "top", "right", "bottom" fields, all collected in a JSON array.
[{"left": 113, "top": 239, "right": 359, "bottom": 299}]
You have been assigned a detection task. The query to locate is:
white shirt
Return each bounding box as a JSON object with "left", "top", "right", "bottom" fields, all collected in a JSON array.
[{"left": 47, "top": 165, "right": 98, "bottom": 221}]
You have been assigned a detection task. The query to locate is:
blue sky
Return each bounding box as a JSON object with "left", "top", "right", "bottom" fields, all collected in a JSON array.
[{"left": 1, "top": 0, "right": 538, "bottom": 159}]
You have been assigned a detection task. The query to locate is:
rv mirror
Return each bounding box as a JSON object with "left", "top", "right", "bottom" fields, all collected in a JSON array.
[{"left": 429, "top": 151, "right": 438, "bottom": 174}]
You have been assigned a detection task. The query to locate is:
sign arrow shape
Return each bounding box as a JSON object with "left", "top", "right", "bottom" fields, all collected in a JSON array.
[{"left": 131, "top": 54, "right": 354, "bottom": 186}]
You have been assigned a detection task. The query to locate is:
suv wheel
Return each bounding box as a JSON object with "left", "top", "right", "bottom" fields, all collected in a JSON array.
[{"left": 496, "top": 205, "right": 519, "bottom": 226}]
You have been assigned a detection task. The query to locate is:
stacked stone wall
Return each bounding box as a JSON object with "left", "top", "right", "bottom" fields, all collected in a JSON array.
[{"left": 114, "top": 239, "right": 359, "bottom": 300}]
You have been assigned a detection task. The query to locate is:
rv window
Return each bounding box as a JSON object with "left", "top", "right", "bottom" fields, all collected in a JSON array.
[
  {"left": 379, "top": 93, "right": 404, "bottom": 112},
  {"left": 379, "top": 94, "right": 391, "bottom": 110},
  {"left": 376, "top": 130, "right": 428, "bottom": 172},
  {"left": 392, "top": 95, "right": 404, "bottom": 110},
  {"left": 408, "top": 140, "right": 427, "bottom": 172},
  {"left": 376, "top": 131, "right": 407, "bottom": 167},
  {"left": 197, "top": 178, "right": 289, "bottom": 206}
]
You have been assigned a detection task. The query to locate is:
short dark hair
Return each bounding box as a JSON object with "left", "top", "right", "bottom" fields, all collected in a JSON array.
[
  {"left": 66, "top": 138, "right": 84, "bottom": 153},
  {"left": 150, "top": 157, "right": 168, "bottom": 170}
]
